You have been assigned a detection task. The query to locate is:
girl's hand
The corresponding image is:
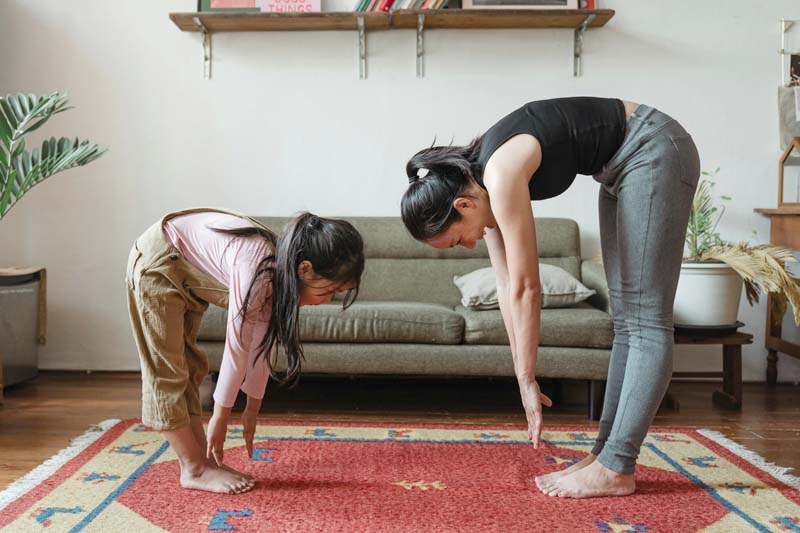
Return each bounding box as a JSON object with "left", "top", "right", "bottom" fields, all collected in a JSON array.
[
  {"left": 207, "top": 404, "right": 232, "bottom": 466},
  {"left": 517, "top": 378, "right": 552, "bottom": 449},
  {"left": 242, "top": 396, "right": 262, "bottom": 459}
]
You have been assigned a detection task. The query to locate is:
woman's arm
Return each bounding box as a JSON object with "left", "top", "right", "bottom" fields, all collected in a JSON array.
[
  {"left": 483, "top": 229, "right": 519, "bottom": 367},
  {"left": 483, "top": 134, "right": 551, "bottom": 446}
]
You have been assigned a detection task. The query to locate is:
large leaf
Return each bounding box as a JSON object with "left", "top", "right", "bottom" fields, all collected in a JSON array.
[
  {"left": 1, "top": 134, "right": 107, "bottom": 219},
  {"left": 706, "top": 243, "right": 800, "bottom": 326},
  {"left": 0, "top": 93, "right": 71, "bottom": 143},
  {"left": 0, "top": 92, "right": 105, "bottom": 220}
]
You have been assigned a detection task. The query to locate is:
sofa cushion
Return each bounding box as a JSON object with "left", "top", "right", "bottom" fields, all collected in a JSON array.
[
  {"left": 455, "top": 302, "right": 614, "bottom": 349},
  {"left": 453, "top": 264, "right": 596, "bottom": 310},
  {"left": 197, "top": 305, "right": 227, "bottom": 341},
  {"left": 197, "top": 302, "right": 465, "bottom": 345},
  {"left": 300, "top": 302, "right": 464, "bottom": 344}
]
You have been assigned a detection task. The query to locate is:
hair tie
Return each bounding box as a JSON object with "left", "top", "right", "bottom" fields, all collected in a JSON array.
[
  {"left": 307, "top": 215, "right": 321, "bottom": 229},
  {"left": 408, "top": 174, "right": 419, "bottom": 185}
]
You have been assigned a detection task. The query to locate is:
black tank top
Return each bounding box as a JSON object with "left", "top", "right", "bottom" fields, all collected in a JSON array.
[{"left": 476, "top": 97, "right": 626, "bottom": 200}]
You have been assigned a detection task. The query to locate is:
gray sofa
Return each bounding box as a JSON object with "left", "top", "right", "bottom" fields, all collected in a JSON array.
[{"left": 198, "top": 217, "right": 614, "bottom": 419}]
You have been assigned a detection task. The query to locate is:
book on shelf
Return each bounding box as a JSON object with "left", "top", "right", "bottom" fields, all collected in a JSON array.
[
  {"left": 258, "top": 0, "right": 321, "bottom": 12},
  {"left": 353, "top": 0, "right": 448, "bottom": 11},
  {"left": 198, "top": 0, "right": 260, "bottom": 12}
]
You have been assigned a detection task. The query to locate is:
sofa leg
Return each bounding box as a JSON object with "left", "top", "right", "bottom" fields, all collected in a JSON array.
[
  {"left": 587, "top": 380, "right": 606, "bottom": 421},
  {"left": 200, "top": 372, "right": 216, "bottom": 413}
]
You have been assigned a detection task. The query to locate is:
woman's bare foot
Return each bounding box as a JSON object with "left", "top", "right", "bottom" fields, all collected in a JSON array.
[
  {"left": 535, "top": 454, "right": 596, "bottom": 493},
  {"left": 180, "top": 462, "right": 255, "bottom": 494},
  {"left": 545, "top": 460, "right": 635, "bottom": 499}
]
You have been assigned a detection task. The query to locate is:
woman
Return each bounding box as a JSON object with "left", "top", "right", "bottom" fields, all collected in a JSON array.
[
  {"left": 126, "top": 208, "right": 364, "bottom": 494},
  {"left": 400, "top": 97, "right": 700, "bottom": 498}
]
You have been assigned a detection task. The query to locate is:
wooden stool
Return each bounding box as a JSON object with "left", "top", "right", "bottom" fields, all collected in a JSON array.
[{"left": 672, "top": 331, "right": 753, "bottom": 410}]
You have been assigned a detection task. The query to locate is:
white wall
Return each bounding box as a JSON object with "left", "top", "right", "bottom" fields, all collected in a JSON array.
[{"left": 1, "top": 0, "right": 799, "bottom": 382}]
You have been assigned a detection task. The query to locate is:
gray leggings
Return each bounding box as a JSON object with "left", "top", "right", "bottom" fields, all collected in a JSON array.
[{"left": 590, "top": 105, "right": 701, "bottom": 474}]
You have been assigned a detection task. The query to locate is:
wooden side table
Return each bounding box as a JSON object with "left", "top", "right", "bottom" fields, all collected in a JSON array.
[
  {"left": 754, "top": 206, "right": 800, "bottom": 385},
  {"left": 672, "top": 331, "right": 753, "bottom": 410}
]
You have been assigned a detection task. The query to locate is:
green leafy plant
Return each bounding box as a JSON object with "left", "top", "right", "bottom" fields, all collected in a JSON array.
[
  {"left": 685, "top": 169, "right": 800, "bottom": 326},
  {"left": 685, "top": 168, "right": 731, "bottom": 260},
  {"left": 0, "top": 92, "right": 106, "bottom": 220}
]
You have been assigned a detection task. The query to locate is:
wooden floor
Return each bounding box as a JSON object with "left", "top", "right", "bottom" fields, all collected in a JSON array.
[{"left": 1, "top": 371, "right": 799, "bottom": 490}]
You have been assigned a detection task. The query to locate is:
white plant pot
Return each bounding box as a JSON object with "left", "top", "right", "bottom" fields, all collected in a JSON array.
[{"left": 673, "top": 261, "right": 743, "bottom": 327}]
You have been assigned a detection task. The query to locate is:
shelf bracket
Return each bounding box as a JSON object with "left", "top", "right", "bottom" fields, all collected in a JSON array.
[
  {"left": 416, "top": 14, "right": 425, "bottom": 78},
  {"left": 781, "top": 18, "right": 795, "bottom": 52},
  {"left": 357, "top": 16, "right": 367, "bottom": 80},
  {"left": 194, "top": 16, "right": 212, "bottom": 80},
  {"left": 573, "top": 14, "right": 596, "bottom": 77},
  {"left": 780, "top": 18, "right": 799, "bottom": 86}
]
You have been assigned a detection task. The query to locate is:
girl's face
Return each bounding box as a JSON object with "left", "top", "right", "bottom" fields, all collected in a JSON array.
[{"left": 297, "top": 261, "right": 356, "bottom": 306}]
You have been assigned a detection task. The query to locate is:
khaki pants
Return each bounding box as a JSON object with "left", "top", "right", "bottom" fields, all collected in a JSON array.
[{"left": 125, "top": 210, "right": 231, "bottom": 430}]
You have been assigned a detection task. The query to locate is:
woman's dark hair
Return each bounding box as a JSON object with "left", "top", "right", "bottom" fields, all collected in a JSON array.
[
  {"left": 401, "top": 136, "right": 483, "bottom": 241},
  {"left": 214, "top": 213, "right": 364, "bottom": 387}
]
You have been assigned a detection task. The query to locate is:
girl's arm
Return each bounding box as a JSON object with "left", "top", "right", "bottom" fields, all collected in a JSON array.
[
  {"left": 209, "top": 257, "right": 271, "bottom": 463},
  {"left": 214, "top": 266, "right": 269, "bottom": 409},
  {"left": 483, "top": 134, "right": 551, "bottom": 447}
]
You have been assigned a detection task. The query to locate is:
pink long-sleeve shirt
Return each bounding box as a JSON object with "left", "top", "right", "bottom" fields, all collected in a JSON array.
[{"left": 164, "top": 212, "right": 273, "bottom": 408}]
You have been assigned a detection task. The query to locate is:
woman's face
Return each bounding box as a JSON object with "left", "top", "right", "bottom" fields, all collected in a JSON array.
[{"left": 426, "top": 195, "right": 495, "bottom": 250}]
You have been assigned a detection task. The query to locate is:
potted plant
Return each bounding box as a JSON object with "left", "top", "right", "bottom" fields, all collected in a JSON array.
[
  {"left": 674, "top": 169, "right": 800, "bottom": 328},
  {"left": 0, "top": 92, "right": 106, "bottom": 396}
]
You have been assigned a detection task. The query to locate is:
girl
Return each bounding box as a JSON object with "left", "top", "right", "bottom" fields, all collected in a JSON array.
[
  {"left": 126, "top": 208, "right": 364, "bottom": 494},
  {"left": 400, "top": 97, "right": 700, "bottom": 498}
]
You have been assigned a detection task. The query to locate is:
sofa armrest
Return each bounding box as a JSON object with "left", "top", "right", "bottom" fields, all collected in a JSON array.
[{"left": 581, "top": 260, "right": 610, "bottom": 314}]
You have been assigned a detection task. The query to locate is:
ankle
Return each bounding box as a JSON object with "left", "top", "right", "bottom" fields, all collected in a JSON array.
[{"left": 180, "top": 459, "right": 209, "bottom": 478}]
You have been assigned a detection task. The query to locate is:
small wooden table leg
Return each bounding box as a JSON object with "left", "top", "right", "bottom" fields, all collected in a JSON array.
[
  {"left": 713, "top": 344, "right": 742, "bottom": 410},
  {"left": 767, "top": 350, "right": 779, "bottom": 386},
  {"left": 765, "top": 292, "right": 781, "bottom": 387}
]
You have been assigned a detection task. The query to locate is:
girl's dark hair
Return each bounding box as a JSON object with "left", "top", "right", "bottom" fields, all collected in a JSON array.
[
  {"left": 401, "top": 137, "right": 483, "bottom": 241},
  {"left": 214, "top": 213, "right": 364, "bottom": 387}
]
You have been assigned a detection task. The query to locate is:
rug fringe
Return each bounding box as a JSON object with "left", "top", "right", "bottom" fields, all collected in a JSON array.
[
  {"left": 0, "top": 418, "right": 121, "bottom": 511},
  {"left": 698, "top": 428, "right": 800, "bottom": 490}
]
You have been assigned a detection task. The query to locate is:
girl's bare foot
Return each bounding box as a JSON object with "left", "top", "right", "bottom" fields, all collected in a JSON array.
[
  {"left": 535, "top": 454, "right": 596, "bottom": 493},
  {"left": 188, "top": 416, "right": 254, "bottom": 482},
  {"left": 546, "top": 460, "right": 635, "bottom": 499},
  {"left": 165, "top": 423, "right": 255, "bottom": 494},
  {"left": 218, "top": 462, "right": 254, "bottom": 482},
  {"left": 180, "top": 462, "right": 255, "bottom": 494}
]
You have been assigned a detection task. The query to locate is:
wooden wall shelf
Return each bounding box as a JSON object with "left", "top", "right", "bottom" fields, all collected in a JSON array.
[{"left": 169, "top": 9, "right": 614, "bottom": 79}]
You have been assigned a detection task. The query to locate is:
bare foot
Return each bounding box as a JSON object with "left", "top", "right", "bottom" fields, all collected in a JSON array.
[
  {"left": 545, "top": 460, "right": 635, "bottom": 499},
  {"left": 218, "top": 462, "right": 254, "bottom": 482},
  {"left": 535, "top": 454, "right": 596, "bottom": 494},
  {"left": 180, "top": 463, "right": 256, "bottom": 494}
]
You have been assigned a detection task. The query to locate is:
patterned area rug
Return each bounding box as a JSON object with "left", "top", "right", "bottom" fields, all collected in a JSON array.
[{"left": 1, "top": 420, "right": 798, "bottom": 532}]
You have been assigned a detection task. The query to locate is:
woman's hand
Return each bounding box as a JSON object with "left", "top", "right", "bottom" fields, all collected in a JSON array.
[
  {"left": 242, "top": 396, "right": 262, "bottom": 459},
  {"left": 517, "top": 378, "right": 553, "bottom": 448},
  {"left": 206, "top": 404, "right": 232, "bottom": 466}
]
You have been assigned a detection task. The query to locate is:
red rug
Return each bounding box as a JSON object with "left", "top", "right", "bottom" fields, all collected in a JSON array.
[{"left": 1, "top": 420, "right": 799, "bottom": 532}]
